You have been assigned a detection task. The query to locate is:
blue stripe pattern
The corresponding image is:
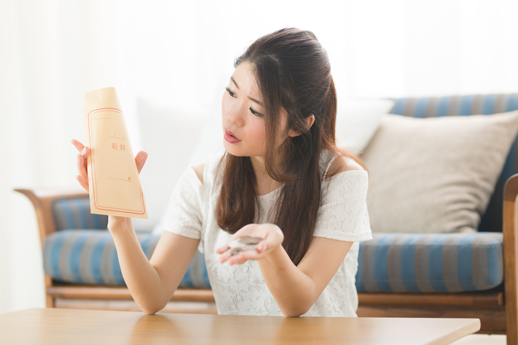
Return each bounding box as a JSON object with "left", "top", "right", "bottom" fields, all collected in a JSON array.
[
  {"left": 69, "top": 232, "right": 90, "bottom": 284},
  {"left": 436, "top": 96, "right": 451, "bottom": 117},
  {"left": 482, "top": 94, "right": 497, "bottom": 115},
  {"left": 486, "top": 239, "right": 503, "bottom": 287},
  {"left": 390, "top": 93, "right": 518, "bottom": 233},
  {"left": 90, "top": 234, "right": 111, "bottom": 285},
  {"left": 401, "top": 235, "right": 420, "bottom": 292},
  {"left": 457, "top": 234, "right": 476, "bottom": 291},
  {"left": 508, "top": 94, "right": 518, "bottom": 111},
  {"left": 43, "top": 230, "right": 211, "bottom": 289},
  {"left": 429, "top": 235, "right": 448, "bottom": 292},
  {"left": 458, "top": 95, "right": 474, "bottom": 115},
  {"left": 373, "top": 234, "right": 396, "bottom": 291},
  {"left": 356, "top": 233, "right": 503, "bottom": 293},
  {"left": 52, "top": 198, "right": 108, "bottom": 231},
  {"left": 44, "top": 230, "right": 502, "bottom": 293}
]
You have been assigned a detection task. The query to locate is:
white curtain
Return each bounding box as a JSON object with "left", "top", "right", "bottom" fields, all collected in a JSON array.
[
  {"left": 1, "top": 0, "right": 517, "bottom": 314},
  {"left": 0, "top": 0, "right": 122, "bottom": 314}
]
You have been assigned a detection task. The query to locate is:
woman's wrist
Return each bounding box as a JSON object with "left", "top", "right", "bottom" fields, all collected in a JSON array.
[
  {"left": 107, "top": 217, "right": 133, "bottom": 235},
  {"left": 259, "top": 243, "right": 283, "bottom": 263},
  {"left": 259, "top": 239, "right": 290, "bottom": 271}
]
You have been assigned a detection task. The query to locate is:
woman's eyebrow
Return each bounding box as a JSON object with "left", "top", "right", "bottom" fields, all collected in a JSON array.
[
  {"left": 231, "top": 77, "right": 240, "bottom": 90},
  {"left": 231, "top": 77, "right": 263, "bottom": 106},
  {"left": 248, "top": 96, "right": 263, "bottom": 106}
]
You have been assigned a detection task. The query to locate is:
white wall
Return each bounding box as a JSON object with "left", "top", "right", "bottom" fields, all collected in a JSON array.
[{"left": 1, "top": 0, "right": 517, "bottom": 314}]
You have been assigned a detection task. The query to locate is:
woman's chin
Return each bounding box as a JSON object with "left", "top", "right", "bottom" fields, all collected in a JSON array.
[
  {"left": 223, "top": 141, "right": 242, "bottom": 156},
  {"left": 225, "top": 147, "right": 244, "bottom": 157},
  {"left": 225, "top": 147, "right": 254, "bottom": 158}
]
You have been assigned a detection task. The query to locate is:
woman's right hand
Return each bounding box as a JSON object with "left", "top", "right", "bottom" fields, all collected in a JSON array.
[
  {"left": 70, "top": 139, "right": 148, "bottom": 231},
  {"left": 71, "top": 139, "right": 92, "bottom": 192}
]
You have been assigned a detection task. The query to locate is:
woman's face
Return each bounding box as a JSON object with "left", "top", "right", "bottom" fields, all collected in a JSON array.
[{"left": 222, "top": 61, "right": 286, "bottom": 158}]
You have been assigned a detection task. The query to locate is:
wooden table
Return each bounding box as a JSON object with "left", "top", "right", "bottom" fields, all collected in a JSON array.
[{"left": 0, "top": 308, "right": 480, "bottom": 345}]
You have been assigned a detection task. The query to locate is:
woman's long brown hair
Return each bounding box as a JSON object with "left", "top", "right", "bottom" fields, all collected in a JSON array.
[{"left": 216, "top": 28, "right": 365, "bottom": 265}]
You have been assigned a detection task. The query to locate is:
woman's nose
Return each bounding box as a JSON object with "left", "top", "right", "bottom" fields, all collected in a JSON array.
[{"left": 226, "top": 102, "right": 245, "bottom": 128}]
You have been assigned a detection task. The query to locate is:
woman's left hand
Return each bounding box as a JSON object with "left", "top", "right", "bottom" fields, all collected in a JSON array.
[{"left": 216, "top": 223, "right": 284, "bottom": 265}]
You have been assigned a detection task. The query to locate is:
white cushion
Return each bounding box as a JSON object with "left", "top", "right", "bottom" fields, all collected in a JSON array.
[
  {"left": 335, "top": 98, "right": 395, "bottom": 154},
  {"left": 187, "top": 105, "right": 225, "bottom": 167},
  {"left": 150, "top": 103, "right": 223, "bottom": 235},
  {"left": 361, "top": 111, "right": 518, "bottom": 233},
  {"left": 133, "top": 98, "right": 209, "bottom": 232}
]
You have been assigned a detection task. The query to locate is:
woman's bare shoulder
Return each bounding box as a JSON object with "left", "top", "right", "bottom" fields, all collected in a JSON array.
[
  {"left": 192, "top": 163, "right": 205, "bottom": 184},
  {"left": 325, "top": 155, "right": 364, "bottom": 179}
]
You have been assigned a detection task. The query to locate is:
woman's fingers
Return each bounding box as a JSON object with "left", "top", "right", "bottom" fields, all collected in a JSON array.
[
  {"left": 72, "top": 139, "right": 91, "bottom": 192},
  {"left": 257, "top": 241, "right": 268, "bottom": 253},
  {"left": 71, "top": 139, "right": 84, "bottom": 152},
  {"left": 83, "top": 146, "right": 90, "bottom": 158},
  {"left": 215, "top": 245, "right": 229, "bottom": 254},
  {"left": 75, "top": 175, "right": 89, "bottom": 192},
  {"left": 218, "top": 250, "right": 233, "bottom": 264},
  {"left": 135, "top": 151, "right": 148, "bottom": 174},
  {"left": 228, "top": 250, "right": 262, "bottom": 265},
  {"left": 72, "top": 140, "right": 89, "bottom": 178},
  {"left": 77, "top": 153, "right": 88, "bottom": 182},
  {"left": 255, "top": 239, "right": 271, "bottom": 253},
  {"left": 219, "top": 244, "right": 266, "bottom": 265},
  {"left": 71, "top": 140, "right": 90, "bottom": 159}
]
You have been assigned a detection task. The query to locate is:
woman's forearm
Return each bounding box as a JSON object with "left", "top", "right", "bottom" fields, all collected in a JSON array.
[
  {"left": 109, "top": 220, "right": 168, "bottom": 314},
  {"left": 257, "top": 245, "right": 317, "bottom": 317}
]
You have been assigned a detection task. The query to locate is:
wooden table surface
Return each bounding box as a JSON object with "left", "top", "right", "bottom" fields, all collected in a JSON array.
[{"left": 0, "top": 308, "right": 480, "bottom": 345}]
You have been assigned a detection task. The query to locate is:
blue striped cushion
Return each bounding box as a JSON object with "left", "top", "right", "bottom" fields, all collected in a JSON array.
[
  {"left": 390, "top": 94, "right": 518, "bottom": 233},
  {"left": 53, "top": 198, "right": 108, "bottom": 231},
  {"left": 43, "top": 230, "right": 210, "bottom": 288},
  {"left": 44, "top": 230, "right": 502, "bottom": 293},
  {"left": 356, "top": 232, "right": 503, "bottom": 293}
]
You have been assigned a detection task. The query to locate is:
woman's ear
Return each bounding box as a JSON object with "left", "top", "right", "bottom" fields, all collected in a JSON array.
[{"left": 288, "top": 115, "right": 315, "bottom": 137}]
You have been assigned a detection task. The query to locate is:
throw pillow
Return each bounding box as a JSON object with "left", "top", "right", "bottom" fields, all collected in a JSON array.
[
  {"left": 335, "top": 98, "right": 394, "bottom": 154},
  {"left": 133, "top": 98, "right": 209, "bottom": 232},
  {"left": 361, "top": 111, "right": 518, "bottom": 233}
]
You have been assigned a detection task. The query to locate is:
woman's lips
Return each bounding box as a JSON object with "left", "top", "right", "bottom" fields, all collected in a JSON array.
[{"left": 224, "top": 129, "right": 241, "bottom": 144}]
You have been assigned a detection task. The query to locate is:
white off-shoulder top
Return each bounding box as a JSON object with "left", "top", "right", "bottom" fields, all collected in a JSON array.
[{"left": 163, "top": 149, "right": 373, "bottom": 317}]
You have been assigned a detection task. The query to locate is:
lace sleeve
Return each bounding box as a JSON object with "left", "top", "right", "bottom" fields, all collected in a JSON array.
[
  {"left": 163, "top": 167, "right": 204, "bottom": 239},
  {"left": 313, "top": 170, "right": 373, "bottom": 242}
]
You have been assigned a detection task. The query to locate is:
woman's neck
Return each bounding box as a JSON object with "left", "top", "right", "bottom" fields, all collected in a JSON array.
[{"left": 250, "top": 155, "right": 283, "bottom": 196}]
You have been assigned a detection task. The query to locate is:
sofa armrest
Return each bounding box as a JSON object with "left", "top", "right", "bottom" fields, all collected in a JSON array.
[
  {"left": 14, "top": 188, "right": 88, "bottom": 247},
  {"left": 503, "top": 174, "right": 518, "bottom": 342}
]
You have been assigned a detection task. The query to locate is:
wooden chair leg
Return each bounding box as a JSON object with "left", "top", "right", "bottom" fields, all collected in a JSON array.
[
  {"left": 46, "top": 295, "right": 55, "bottom": 308},
  {"left": 44, "top": 275, "right": 55, "bottom": 308}
]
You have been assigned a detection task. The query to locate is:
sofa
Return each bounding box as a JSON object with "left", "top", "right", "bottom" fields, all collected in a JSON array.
[{"left": 16, "top": 93, "right": 518, "bottom": 344}]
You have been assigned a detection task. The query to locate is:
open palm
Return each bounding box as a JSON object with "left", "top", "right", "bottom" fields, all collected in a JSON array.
[{"left": 216, "top": 223, "right": 284, "bottom": 265}]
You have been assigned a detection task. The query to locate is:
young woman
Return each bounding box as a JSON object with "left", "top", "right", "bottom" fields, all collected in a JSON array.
[{"left": 72, "top": 28, "right": 372, "bottom": 317}]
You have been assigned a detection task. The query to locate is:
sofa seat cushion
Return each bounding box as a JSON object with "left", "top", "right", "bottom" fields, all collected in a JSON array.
[
  {"left": 43, "top": 230, "right": 210, "bottom": 288},
  {"left": 357, "top": 232, "right": 504, "bottom": 293},
  {"left": 45, "top": 230, "right": 503, "bottom": 294}
]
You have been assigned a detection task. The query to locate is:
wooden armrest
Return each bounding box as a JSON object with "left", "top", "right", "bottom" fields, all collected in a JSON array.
[
  {"left": 14, "top": 188, "right": 88, "bottom": 247},
  {"left": 14, "top": 188, "right": 88, "bottom": 201},
  {"left": 503, "top": 173, "right": 518, "bottom": 340}
]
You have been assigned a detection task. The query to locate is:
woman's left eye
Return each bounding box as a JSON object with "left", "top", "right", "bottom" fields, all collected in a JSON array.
[
  {"left": 225, "top": 87, "right": 236, "bottom": 98},
  {"left": 250, "top": 107, "right": 263, "bottom": 117}
]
